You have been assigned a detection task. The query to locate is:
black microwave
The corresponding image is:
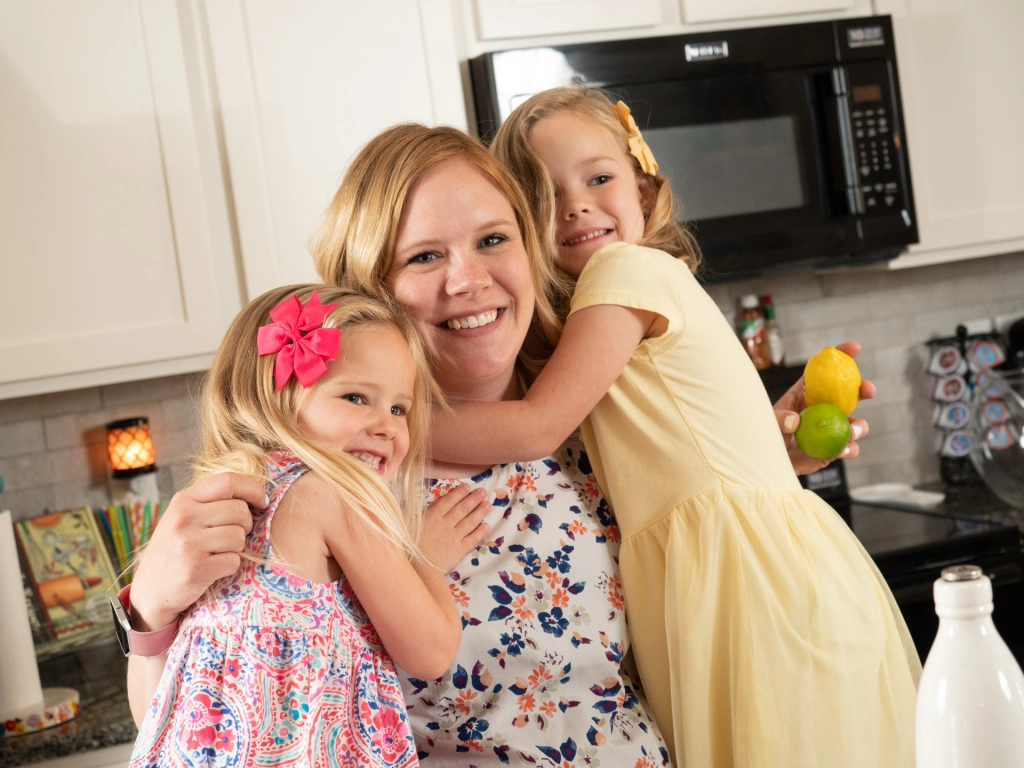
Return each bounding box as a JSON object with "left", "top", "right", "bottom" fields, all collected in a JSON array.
[{"left": 469, "top": 16, "right": 918, "bottom": 280}]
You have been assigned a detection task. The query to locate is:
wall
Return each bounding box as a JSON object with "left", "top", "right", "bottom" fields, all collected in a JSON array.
[
  {"left": 0, "top": 251, "right": 1021, "bottom": 521},
  {"left": 704, "top": 250, "right": 1024, "bottom": 489},
  {"left": 0, "top": 374, "right": 202, "bottom": 523}
]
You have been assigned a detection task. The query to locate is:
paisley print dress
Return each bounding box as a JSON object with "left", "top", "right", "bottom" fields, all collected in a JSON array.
[
  {"left": 400, "top": 439, "right": 669, "bottom": 767},
  {"left": 130, "top": 452, "right": 418, "bottom": 768}
]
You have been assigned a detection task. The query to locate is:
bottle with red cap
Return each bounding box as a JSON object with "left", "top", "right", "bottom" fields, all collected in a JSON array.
[{"left": 738, "top": 294, "right": 772, "bottom": 371}]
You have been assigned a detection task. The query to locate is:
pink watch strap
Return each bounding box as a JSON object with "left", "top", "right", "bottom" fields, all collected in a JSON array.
[{"left": 118, "top": 584, "right": 180, "bottom": 656}]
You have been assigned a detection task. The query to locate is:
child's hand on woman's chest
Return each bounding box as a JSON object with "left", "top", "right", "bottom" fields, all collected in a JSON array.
[{"left": 419, "top": 483, "right": 491, "bottom": 573}]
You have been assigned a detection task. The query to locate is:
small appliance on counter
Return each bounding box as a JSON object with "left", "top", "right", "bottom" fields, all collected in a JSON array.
[{"left": 470, "top": 15, "right": 918, "bottom": 280}]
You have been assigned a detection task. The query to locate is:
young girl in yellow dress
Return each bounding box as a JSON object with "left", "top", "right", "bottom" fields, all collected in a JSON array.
[{"left": 430, "top": 87, "right": 921, "bottom": 767}]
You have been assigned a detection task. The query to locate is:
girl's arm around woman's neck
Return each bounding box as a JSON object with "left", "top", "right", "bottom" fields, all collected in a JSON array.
[{"left": 430, "top": 303, "right": 657, "bottom": 465}]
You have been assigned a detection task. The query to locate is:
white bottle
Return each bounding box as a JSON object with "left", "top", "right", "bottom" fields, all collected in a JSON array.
[{"left": 916, "top": 565, "right": 1024, "bottom": 767}]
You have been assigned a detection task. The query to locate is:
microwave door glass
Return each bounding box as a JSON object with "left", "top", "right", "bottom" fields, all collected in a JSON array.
[
  {"left": 643, "top": 116, "right": 805, "bottom": 222},
  {"left": 616, "top": 71, "right": 846, "bottom": 274}
]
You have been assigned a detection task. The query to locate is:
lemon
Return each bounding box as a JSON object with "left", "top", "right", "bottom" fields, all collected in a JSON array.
[
  {"left": 804, "top": 346, "right": 861, "bottom": 415},
  {"left": 794, "top": 403, "right": 851, "bottom": 461}
]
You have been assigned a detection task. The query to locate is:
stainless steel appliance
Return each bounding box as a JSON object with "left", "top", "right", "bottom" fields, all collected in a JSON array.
[{"left": 469, "top": 15, "right": 918, "bottom": 280}]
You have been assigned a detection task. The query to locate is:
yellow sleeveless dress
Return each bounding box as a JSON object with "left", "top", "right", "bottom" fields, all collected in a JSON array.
[{"left": 570, "top": 243, "right": 921, "bottom": 768}]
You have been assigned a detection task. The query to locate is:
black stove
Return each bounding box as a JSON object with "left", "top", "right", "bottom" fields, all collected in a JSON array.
[
  {"left": 851, "top": 503, "right": 1021, "bottom": 592},
  {"left": 846, "top": 502, "right": 1024, "bottom": 663}
]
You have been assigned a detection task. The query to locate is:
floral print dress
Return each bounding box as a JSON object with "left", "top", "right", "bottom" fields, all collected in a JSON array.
[
  {"left": 401, "top": 439, "right": 669, "bottom": 767},
  {"left": 130, "top": 452, "right": 418, "bottom": 768}
]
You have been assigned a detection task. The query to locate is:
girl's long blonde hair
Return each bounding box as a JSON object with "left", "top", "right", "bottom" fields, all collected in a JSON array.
[
  {"left": 194, "top": 284, "right": 439, "bottom": 559},
  {"left": 310, "top": 123, "right": 568, "bottom": 383},
  {"left": 490, "top": 86, "right": 703, "bottom": 294}
]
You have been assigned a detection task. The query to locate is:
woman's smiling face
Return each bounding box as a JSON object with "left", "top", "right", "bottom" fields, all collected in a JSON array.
[{"left": 386, "top": 157, "right": 536, "bottom": 402}]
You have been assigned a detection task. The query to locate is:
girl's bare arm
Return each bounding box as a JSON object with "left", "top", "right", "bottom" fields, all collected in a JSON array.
[
  {"left": 431, "top": 303, "right": 656, "bottom": 464},
  {"left": 126, "top": 473, "right": 263, "bottom": 725},
  {"left": 281, "top": 472, "right": 464, "bottom": 680}
]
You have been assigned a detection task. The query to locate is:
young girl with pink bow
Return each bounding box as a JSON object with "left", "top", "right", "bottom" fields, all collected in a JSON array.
[{"left": 129, "top": 285, "right": 490, "bottom": 768}]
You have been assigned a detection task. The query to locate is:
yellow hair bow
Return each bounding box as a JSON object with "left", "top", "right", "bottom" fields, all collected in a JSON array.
[{"left": 612, "top": 100, "right": 659, "bottom": 176}]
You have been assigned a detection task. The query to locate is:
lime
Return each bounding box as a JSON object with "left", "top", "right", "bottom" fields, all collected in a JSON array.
[
  {"left": 794, "top": 403, "right": 851, "bottom": 461},
  {"left": 804, "top": 347, "right": 861, "bottom": 415}
]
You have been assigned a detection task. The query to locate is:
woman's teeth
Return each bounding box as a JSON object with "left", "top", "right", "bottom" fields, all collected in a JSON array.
[
  {"left": 446, "top": 309, "right": 499, "bottom": 330},
  {"left": 348, "top": 451, "right": 383, "bottom": 471},
  {"left": 565, "top": 229, "right": 610, "bottom": 245}
]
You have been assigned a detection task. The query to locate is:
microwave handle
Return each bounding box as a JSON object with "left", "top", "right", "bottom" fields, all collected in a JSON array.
[{"left": 821, "top": 67, "right": 863, "bottom": 216}]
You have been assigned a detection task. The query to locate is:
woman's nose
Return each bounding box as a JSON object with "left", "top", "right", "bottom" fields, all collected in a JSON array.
[{"left": 444, "top": 252, "right": 492, "bottom": 295}]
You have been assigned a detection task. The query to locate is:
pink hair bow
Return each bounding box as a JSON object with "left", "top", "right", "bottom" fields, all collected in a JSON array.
[{"left": 257, "top": 290, "right": 341, "bottom": 391}]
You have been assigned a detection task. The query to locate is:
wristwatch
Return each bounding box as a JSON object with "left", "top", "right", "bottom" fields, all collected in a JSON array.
[{"left": 109, "top": 584, "right": 181, "bottom": 657}]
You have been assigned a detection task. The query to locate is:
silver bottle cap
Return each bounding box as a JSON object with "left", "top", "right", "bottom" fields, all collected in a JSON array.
[{"left": 940, "top": 565, "right": 983, "bottom": 582}]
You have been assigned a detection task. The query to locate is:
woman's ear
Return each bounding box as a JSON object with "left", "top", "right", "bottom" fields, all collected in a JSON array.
[{"left": 638, "top": 174, "right": 658, "bottom": 220}]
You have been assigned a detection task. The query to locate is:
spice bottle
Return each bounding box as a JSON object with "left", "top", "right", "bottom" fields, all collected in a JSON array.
[
  {"left": 738, "top": 294, "right": 772, "bottom": 371},
  {"left": 760, "top": 294, "right": 785, "bottom": 367},
  {"left": 916, "top": 565, "right": 1024, "bottom": 767}
]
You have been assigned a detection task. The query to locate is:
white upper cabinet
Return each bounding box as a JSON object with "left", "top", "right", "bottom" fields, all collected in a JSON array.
[
  {"left": 880, "top": 0, "right": 1024, "bottom": 268},
  {"left": 680, "top": 0, "right": 858, "bottom": 25},
  {"left": 0, "top": 0, "right": 240, "bottom": 398},
  {"left": 204, "top": 0, "right": 465, "bottom": 296},
  {"left": 471, "top": 0, "right": 662, "bottom": 40},
  {"left": 0, "top": 0, "right": 465, "bottom": 398},
  {"left": 462, "top": 0, "right": 874, "bottom": 53}
]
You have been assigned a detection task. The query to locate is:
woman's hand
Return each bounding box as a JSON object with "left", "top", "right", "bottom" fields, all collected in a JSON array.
[
  {"left": 130, "top": 473, "right": 264, "bottom": 631},
  {"left": 419, "top": 484, "right": 491, "bottom": 573},
  {"left": 773, "top": 341, "right": 875, "bottom": 475}
]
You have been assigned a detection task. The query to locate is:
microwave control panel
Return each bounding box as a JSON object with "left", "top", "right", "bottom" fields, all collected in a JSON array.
[
  {"left": 852, "top": 107, "right": 900, "bottom": 211},
  {"left": 844, "top": 63, "right": 904, "bottom": 215}
]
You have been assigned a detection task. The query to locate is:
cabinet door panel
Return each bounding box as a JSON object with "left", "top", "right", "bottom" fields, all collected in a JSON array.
[
  {"left": 473, "top": 0, "right": 661, "bottom": 40},
  {"left": 206, "top": 0, "right": 463, "bottom": 296},
  {"left": 0, "top": 0, "right": 233, "bottom": 388},
  {"left": 882, "top": 0, "right": 1024, "bottom": 254},
  {"left": 680, "top": 0, "right": 856, "bottom": 24}
]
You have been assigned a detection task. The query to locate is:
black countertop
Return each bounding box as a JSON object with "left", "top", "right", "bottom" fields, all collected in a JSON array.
[
  {"left": 0, "top": 635, "right": 136, "bottom": 767},
  {"left": 851, "top": 481, "right": 1024, "bottom": 664},
  {"left": 922, "top": 481, "right": 1024, "bottom": 528}
]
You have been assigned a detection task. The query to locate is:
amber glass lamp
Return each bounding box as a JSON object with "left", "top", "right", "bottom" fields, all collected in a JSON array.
[
  {"left": 106, "top": 417, "right": 157, "bottom": 478},
  {"left": 106, "top": 417, "right": 158, "bottom": 506}
]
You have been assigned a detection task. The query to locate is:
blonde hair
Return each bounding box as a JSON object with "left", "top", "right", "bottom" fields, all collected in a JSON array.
[
  {"left": 310, "top": 123, "right": 567, "bottom": 383},
  {"left": 491, "top": 86, "right": 703, "bottom": 290},
  {"left": 193, "top": 284, "right": 439, "bottom": 560}
]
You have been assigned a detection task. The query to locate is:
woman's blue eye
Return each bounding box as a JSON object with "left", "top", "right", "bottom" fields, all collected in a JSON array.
[
  {"left": 391, "top": 405, "right": 407, "bottom": 417},
  {"left": 408, "top": 251, "right": 438, "bottom": 265},
  {"left": 480, "top": 233, "right": 507, "bottom": 248},
  {"left": 343, "top": 394, "right": 366, "bottom": 405}
]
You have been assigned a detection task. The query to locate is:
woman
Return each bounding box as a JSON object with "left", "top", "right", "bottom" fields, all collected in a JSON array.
[{"left": 126, "top": 125, "right": 874, "bottom": 765}]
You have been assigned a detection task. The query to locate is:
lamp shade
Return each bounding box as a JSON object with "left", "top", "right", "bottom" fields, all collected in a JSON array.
[{"left": 106, "top": 417, "right": 157, "bottom": 478}]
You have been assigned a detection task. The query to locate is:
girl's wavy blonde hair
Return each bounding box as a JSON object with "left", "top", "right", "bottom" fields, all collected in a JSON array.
[
  {"left": 310, "top": 123, "right": 567, "bottom": 384},
  {"left": 491, "top": 86, "right": 702, "bottom": 299},
  {"left": 193, "top": 284, "right": 439, "bottom": 560}
]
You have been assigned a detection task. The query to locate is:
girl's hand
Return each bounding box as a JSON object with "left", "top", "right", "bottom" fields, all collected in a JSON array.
[
  {"left": 773, "top": 341, "right": 875, "bottom": 475},
  {"left": 419, "top": 484, "right": 491, "bottom": 573},
  {"left": 130, "top": 473, "right": 263, "bottom": 631}
]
